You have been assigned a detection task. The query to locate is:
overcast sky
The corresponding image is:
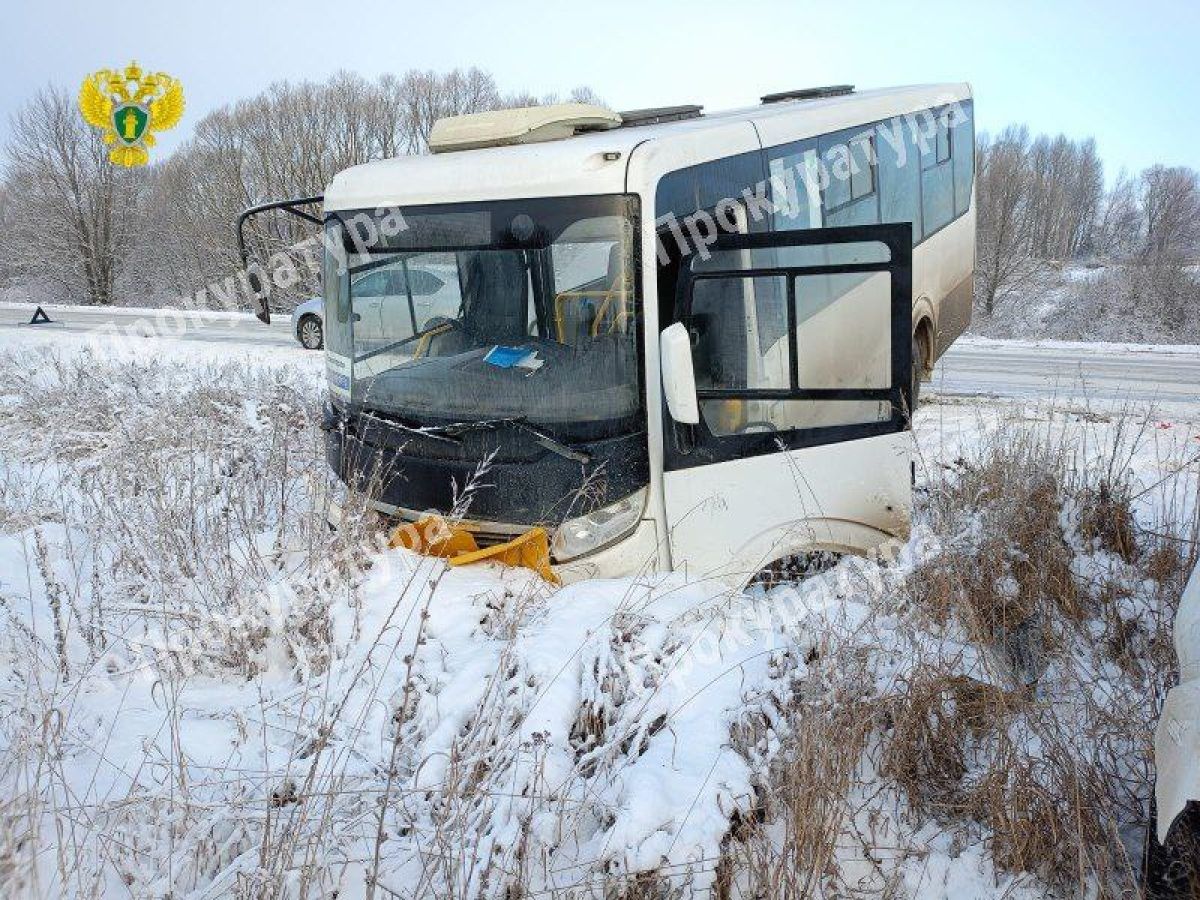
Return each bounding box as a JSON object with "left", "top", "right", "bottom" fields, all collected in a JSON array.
[{"left": 4, "top": 0, "right": 1197, "bottom": 178}]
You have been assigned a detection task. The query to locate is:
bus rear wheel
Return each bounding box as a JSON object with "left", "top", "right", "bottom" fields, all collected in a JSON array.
[
  {"left": 910, "top": 333, "right": 927, "bottom": 413},
  {"left": 1144, "top": 799, "right": 1200, "bottom": 898}
]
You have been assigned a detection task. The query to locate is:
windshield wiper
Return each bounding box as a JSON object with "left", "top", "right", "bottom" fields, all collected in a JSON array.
[
  {"left": 359, "top": 411, "right": 463, "bottom": 446},
  {"left": 422, "top": 417, "right": 592, "bottom": 464}
]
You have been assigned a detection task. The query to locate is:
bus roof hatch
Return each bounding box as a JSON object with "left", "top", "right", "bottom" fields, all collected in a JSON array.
[{"left": 761, "top": 85, "right": 855, "bottom": 104}]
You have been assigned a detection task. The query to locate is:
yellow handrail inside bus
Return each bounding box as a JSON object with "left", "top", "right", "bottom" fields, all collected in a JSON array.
[
  {"left": 553, "top": 282, "right": 631, "bottom": 342},
  {"left": 413, "top": 323, "right": 453, "bottom": 358}
]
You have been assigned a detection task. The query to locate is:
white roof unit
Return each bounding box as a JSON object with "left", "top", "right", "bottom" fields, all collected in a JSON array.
[{"left": 428, "top": 103, "right": 623, "bottom": 153}]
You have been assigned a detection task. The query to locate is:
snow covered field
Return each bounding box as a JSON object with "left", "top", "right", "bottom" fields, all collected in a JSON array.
[{"left": 0, "top": 325, "right": 1197, "bottom": 898}]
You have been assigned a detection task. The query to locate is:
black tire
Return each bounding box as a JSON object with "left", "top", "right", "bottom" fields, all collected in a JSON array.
[
  {"left": 1144, "top": 798, "right": 1200, "bottom": 898},
  {"left": 750, "top": 550, "right": 843, "bottom": 589},
  {"left": 910, "top": 333, "right": 927, "bottom": 414},
  {"left": 298, "top": 315, "right": 324, "bottom": 350}
]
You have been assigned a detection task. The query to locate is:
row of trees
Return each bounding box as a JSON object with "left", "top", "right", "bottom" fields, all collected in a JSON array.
[
  {"left": 0, "top": 69, "right": 599, "bottom": 308},
  {"left": 976, "top": 125, "right": 1200, "bottom": 314}
]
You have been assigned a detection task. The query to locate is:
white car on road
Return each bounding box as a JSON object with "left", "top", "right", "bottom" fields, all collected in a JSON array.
[{"left": 290, "top": 263, "right": 459, "bottom": 350}]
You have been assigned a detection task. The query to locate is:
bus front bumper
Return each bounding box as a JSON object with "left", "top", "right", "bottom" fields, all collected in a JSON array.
[{"left": 325, "top": 490, "right": 662, "bottom": 585}]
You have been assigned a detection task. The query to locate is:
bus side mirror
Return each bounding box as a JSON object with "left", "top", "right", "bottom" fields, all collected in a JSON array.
[
  {"left": 247, "top": 269, "right": 271, "bottom": 324},
  {"left": 660, "top": 323, "right": 700, "bottom": 425},
  {"left": 236, "top": 194, "right": 323, "bottom": 326}
]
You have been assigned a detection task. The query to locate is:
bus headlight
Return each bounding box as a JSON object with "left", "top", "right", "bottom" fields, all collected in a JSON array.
[{"left": 551, "top": 488, "right": 647, "bottom": 562}]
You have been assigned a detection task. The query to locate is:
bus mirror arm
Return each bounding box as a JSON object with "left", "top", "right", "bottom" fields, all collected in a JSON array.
[
  {"left": 235, "top": 194, "right": 324, "bottom": 325},
  {"left": 660, "top": 323, "right": 700, "bottom": 425}
]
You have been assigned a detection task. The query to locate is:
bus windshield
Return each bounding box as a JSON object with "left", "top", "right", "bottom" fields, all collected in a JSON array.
[{"left": 324, "top": 195, "right": 641, "bottom": 437}]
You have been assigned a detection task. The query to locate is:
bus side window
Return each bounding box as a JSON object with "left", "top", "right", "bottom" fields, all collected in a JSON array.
[
  {"left": 766, "top": 139, "right": 822, "bottom": 232},
  {"left": 655, "top": 150, "right": 767, "bottom": 331},
  {"left": 820, "top": 128, "right": 880, "bottom": 228},
  {"left": 921, "top": 108, "right": 956, "bottom": 235},
  {"left": 655, "top": 151, "right": 765, "bottom": 225},
  {"left": 952, "top": 100, "right": 975, "bottom": 216},
  {"left": 879, "top": 115, "right": 924, "bottom": 244},
  {"left": 757, "top": 98, "right": 972, "bottom": 254}
]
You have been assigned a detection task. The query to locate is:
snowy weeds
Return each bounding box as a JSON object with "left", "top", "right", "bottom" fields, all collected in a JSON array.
[{"left": 0, "top": 344, "right": 1195, "bottom": 898}]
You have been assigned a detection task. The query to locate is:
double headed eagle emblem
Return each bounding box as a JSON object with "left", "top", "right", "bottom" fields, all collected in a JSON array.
[{"left": 78, "top": 61, "right": 185, "bottom": 167}]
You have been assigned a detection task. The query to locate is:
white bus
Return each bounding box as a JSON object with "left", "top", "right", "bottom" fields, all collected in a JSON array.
[{"left": 242, "top": 83, "right": 975, "bottom": 585}]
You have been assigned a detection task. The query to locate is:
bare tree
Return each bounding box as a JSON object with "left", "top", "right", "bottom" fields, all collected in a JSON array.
[
  {"left": 1018, "top": 134, "right": 1104, "bottom": 261},
  {"left": 975, "top": 125, "right": 1115, "bottom": 318},
  {"left": 975, "top": 126, "right": 1040, "bottom": 314},
  {"left": 1094, "top": 170, "right": 1141, "bottom": 258},
  {"left": 392, "top": 67, "right": 505, "bottom": 154},
  {"left": 566, "top": 86, "right": 606, "bottom": 106},
  {"left": 1024, "top": 134, "right": 1069, "bottom": 259},
  {"left": 1140, "top": 165, "right": 1200, "bottom": 261},
  {"left": 0, "top": 181, "right": 13, "bottom": 287},
  {"left": 1064, "top": 138, "right": 1103, "bottom": 257},
  {"left": 2, "top": 88, "right": 143, "bottom": 305}
]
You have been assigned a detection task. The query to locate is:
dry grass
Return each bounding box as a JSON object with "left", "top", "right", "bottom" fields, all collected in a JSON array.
[
  {"left": 709, "top": 409, "right": 1194, "bottom": 898},
  {"left": 720, "top": 701, "right": 876, "bottom": 899},
  {"left": 0, "top": 347, "right": 379, "bottom": 897},
  {"left": 0, "top": 344, "right": 1195, "bottom": 899},
  {"left": 912, "top": 433, "right": 1083, "bottom": 657},
  {"left": 1079, "top": 478, "right": 1141, "bottom": 564},
  {"left": 883, "top": 672, "right": 1024, "bottom": 811},
  {"left": 887, "top": 412, "right": 1196, "bottom": 897}
]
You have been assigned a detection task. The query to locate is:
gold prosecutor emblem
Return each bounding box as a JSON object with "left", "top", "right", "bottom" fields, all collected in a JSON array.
[{"left": 78, "top": 61, "right": 184, "bottom": 167}]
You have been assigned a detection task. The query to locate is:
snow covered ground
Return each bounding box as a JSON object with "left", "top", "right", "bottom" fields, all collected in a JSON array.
[{"left": 0, "top": 324, "right": 1196, "bottom": 898}]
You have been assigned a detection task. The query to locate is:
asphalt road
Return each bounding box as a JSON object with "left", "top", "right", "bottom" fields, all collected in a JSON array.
[
  {"left": 0, "top": 303, "right": 296, "bottom": 348},
  {"left": 930, "top": 340, "right": 1200, "bottom": 403},
  {"left": 3, "top": 303, "right": 1197, "bottom": 404}
]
